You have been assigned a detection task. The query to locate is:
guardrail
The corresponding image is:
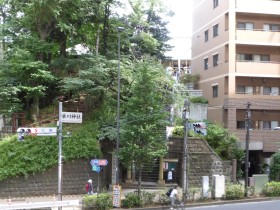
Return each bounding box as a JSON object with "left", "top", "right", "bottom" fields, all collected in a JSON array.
[{"left": 0, "top": 200, "right": 80, "bottom": 210}]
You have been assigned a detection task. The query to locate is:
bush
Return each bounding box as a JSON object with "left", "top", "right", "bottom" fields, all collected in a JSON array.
[
  {"left": 121, "top": 191, "right": 156, "bottom": 208},
  {"left": 262, "top": 181, "right": 280, "bottom": 197},
  {"left": 121, "top": 193, "right": 141, "bottom": 208},
  {"left": 225, "top": 184, "right": 244, "bottom": 200},
  {"left": 82, "top": 193, "right": 112, "bottom": 210}
]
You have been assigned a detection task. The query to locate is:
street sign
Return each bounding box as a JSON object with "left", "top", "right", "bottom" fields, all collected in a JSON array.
[
  {"left": 92, "top": 165, "right": 101, "bottom": 172},
  {"left": 90, "top": 159, "right": 108, "bottom": 166},
  {"left": 17, "top": 127, "right": 57, "bottom": 137},
  {"left": 36, "top": 127, "right": 57, "bottom": 136},
  {"left": 61, "top": 112, "right": 82, "bottom": 123}
]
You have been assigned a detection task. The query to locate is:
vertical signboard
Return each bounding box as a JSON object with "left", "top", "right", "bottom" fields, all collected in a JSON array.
[
  {"left": 112, "top": 185, "right": 121, "bottom": 208},
  {"left": 112, "top": 155, "right": 117, "bottom": 185}
]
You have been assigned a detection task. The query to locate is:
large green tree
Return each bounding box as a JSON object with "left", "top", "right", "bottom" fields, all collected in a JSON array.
[{"left": 120, "top": 56, "right": 176, "bottom": 192}]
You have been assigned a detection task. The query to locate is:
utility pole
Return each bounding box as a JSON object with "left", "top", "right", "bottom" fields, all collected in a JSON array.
[
  {"left": 116, "top": 27, "right": 125, "bottom": 185},
  {"left": 182, "top": 99, "right": 189, "bottom": 201},
  {"left": 58, "top": 102, "right": 63, "bottom": 210},
  {"left": 245, "top": 102, "right": 251, "bottom": 197}
]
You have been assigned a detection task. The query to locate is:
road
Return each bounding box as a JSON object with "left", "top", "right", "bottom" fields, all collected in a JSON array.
[{"left": 184, "top": 200, "right": 280, "bottom": 210}]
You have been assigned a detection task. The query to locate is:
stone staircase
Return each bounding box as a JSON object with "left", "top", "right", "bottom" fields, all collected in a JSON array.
[{"left": 135, "top": 159, "right": 160, "bottom": 183}]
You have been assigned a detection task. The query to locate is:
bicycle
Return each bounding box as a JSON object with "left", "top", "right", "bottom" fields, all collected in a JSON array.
[{"left": 162, "top": 199, "right": 186, "bottom": 210}]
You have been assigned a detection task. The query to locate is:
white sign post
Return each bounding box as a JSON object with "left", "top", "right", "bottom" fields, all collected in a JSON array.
[{"left": 61, "top": 112, "right": 83, "bottom": 123}]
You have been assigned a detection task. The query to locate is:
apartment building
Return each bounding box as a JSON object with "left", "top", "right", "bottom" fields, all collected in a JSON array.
[{"left": 192, "top": 0, "right": 280, "bottom": 170}]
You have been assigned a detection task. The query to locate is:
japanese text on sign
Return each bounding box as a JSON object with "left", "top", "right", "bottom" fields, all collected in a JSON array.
[
  {"left": 112, "top": 185, "right": 121, "bottom": 208},
  {"left": 61, "top": 112, "right": 83, "bottom": 123}
]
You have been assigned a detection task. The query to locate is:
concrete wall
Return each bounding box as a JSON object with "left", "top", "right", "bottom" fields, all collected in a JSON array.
[{"left": 168, "top": 137, "right": 232, "bottom": 187}]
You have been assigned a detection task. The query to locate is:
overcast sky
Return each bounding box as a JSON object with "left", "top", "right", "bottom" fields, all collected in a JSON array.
[{"left": 163, "top": 0, "right": 192, "bottom": 59}]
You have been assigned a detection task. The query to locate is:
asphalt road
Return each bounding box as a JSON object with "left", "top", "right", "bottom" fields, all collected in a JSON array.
[{"left": 184, "top": 199, "right": 280, "bottom": 210}]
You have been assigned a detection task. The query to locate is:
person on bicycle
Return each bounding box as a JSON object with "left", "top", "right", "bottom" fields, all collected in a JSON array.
[{"left": 169, "top": 185, "right": 178, "bottom": 209}]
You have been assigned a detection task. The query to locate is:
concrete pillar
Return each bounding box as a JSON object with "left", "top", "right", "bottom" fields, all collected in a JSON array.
[
  {"left": 232, "top": 159, "right": 237, "bottom": 184},
  {"left": 212, "top": 175, "right": 225, "bottom": 199},
  {"left": 125, "top": 165, "right": 132, "bottom": 184},
  {"left": 202, "top": 176, "right": 209, "bottom": 198},
  {"left": 157, "top": 157, "right": 165, "bottom": 185}
]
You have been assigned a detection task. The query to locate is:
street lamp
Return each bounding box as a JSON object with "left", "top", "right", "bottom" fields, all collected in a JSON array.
[
  {"left": 245, "top": 102, "right": 251, "bottom": 197},
  {"left": 116, "top": 26, "right": 125, "bottom": 185},
  {"left": 182, "top": 99, "right": 189, "bottom": 201}
]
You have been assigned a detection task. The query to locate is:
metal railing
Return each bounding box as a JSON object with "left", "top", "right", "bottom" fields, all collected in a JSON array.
[{"left": 0, "top": 200, "right": 80, "bottom": 210}]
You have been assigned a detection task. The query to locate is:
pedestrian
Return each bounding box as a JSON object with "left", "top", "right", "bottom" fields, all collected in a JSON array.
[
  {"left": 169, "top": 185, "right": 178, "bottom": 210},
  {"left": 86, "top": 179, "right": 93, "bottom": 195}
]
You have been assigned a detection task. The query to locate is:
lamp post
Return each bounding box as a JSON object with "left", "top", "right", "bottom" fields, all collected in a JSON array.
[
  {"left": 182, "top": 99, "right": 189, "bottom": 201},
  {"left": 245, "top": 102, "right": 251, "bottom": 197},
  {"left": 116, "top": 26, "right": 125, "bottom": 185}
]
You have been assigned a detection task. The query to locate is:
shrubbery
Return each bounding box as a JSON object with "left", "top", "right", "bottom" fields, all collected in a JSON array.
[
  {"left": 121, "top": 191, "right": 156, "bottom": 208},
  {"left": 82, "top": 193, "right": 112, "bottom": 210},
  {"left": 225, "top": 184, "right": 244, "bottom": 200},
  {"left": 262, "top": 181, "right": 280, "bottom": 197}
]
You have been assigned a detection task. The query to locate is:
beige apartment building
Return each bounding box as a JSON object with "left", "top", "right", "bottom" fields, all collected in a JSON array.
[{"left": 191, "top": 0, "right": 280, "bottom": 170}]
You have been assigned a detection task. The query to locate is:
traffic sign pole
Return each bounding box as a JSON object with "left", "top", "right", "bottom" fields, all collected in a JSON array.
[{"left": 58, "top": 102, "right": 63, "bottom": 210}]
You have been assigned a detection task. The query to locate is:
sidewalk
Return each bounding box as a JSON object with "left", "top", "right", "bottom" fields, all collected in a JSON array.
[
  {"left": 0, "top": 188, "right": 162, "bottom": 209},
  {"left": 1, "top": 188, "right": 278, "bottom": 210}
]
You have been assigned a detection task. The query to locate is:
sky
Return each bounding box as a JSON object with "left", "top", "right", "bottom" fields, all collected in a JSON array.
[{"left": 162, "top": 0, "right": 192, "bottom": 59}]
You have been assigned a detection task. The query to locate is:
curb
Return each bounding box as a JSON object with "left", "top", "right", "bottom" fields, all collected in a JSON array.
[{"left": 117, "top": 197, "right": 280, "bottom": 210}]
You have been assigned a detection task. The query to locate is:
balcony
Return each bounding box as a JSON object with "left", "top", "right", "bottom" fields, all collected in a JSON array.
[
  {"left": 233, "top": 129, "right": 280, "bottom": 152},
  {"left": 236, "top": 29, "right": 280, "bottom": 45},
  {"left": 236, "top": 0, "right": 280, "bottom": 15},
  {"left": 236, "top": 61, "right": 280, "bottom": 75}
]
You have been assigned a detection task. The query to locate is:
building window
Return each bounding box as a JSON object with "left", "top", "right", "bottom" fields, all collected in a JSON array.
[
  {"left": 237, "top": 53, "right": 270, "bottom": 62},
  {"left": 213, "top": 0, "right": 218, "bottom": 8},
  {"left": 204, "top": 58, "right": 208, "bottom": 70},
  {"left": 237, "top": 121, "right": 246, "bottom": 129},
  {"left": 263, "top": 24, "right": 280, "bottom": 31},
  {"left": 213, "top": 24, "right": 219, "bottom": 37},
  {"left": 236, "top": 86, "right": 253, "bottom": 94},
  {"left": 263, "top": 121, "right": 271, "bottom": 130},
  {"left": 263, "top": 86, "right": 279, "bottom": 95},
  {"left": 204, "top": 30, "right": 209, "bottom": 42},
  {"left": 237, "top": 22, "right": 254, "bottom": 30},
  {"left": 212, "top": 85, "right": 218, "bottom": 97},
  {"left": 213, "top": 54, "right": 219, "bottom": 67}
]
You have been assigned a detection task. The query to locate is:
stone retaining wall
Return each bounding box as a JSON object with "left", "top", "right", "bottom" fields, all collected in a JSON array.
[
  {"left": 0, "top": 157, "right": 111, "bottom": 199},
  {"left": 168, "top": 137, "right": 232, "bottom": 187}
]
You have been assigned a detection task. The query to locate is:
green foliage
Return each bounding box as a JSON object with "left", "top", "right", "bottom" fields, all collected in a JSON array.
[
  {"left": 180, "top": 74, "right": 200, "bottom": 84},
  {"left": 188, "top": 188, "right": 201, "bottom": 201},
  {"left": 0, "top": 118, "right": 101, "bottom": 181},
  {"left": 204, "top": 123, "right": 241, "bottom": 160},
  {"left": 82, "top": 193, "right": 113, "bottom": 210},
  {"left": 225, "top": 184, "right": 244, "bottom": 200},
  {"left": 189, "top": 96, "right": 208, "bottom": 104},
  {"left": 262, "top": 181, "right": 280, "bottom": 197},
  {"left": 171, "top": 126, "right": 198, "bottom": 138},
  {"left": 120, "top": 57, "right": 177, "bottom": 172},
  {"left": 121, "top": 193, "right": 141, "bottom": 208},
  {"left": 269, "top": 152, "right": 280, "bottom": 181},
  {"left": 121, "top": 191, "right": 156, "bottom": 208}
]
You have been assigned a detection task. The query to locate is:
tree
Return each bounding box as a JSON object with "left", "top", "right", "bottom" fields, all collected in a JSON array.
[
  {"left": 204, "top": 123, "right": 244, "bottom": 180},
  {"left": 1, "top": 48, "right": 56, "bottom": 122},
  {"left": 270, "top": 152, "right": 280, "bottom": 181},
  {"left": 120, "top": 56, "right": 176, "bottom": 193},
  {"left": 125, "top": 0, "right": 173, "bottom": 59}
]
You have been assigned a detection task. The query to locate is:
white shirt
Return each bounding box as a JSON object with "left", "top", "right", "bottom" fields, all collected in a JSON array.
[{"left": 170, "top": 188, "right": 178, "bottom": 198}]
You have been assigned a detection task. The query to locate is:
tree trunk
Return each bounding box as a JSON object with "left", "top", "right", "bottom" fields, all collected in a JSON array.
[
  {"left": 32, "top": 96, "right": 40, "bottom": 124},
  {"left": 137, "top": 164, "right": 142, "bottom": 196}
]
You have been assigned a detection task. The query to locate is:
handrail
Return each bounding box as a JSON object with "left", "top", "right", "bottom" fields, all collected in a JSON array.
[{"left": 0, "top": 200, "right": 80, "bottom": 210}]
